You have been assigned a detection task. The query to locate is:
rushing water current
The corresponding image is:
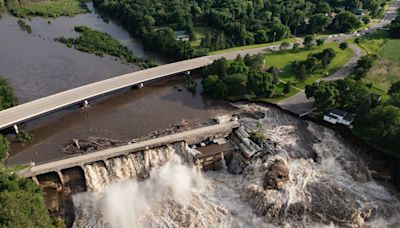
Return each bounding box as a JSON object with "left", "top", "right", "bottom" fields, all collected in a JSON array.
[{"left": 71, "top": 104, "right": 400, "bottom": 228}]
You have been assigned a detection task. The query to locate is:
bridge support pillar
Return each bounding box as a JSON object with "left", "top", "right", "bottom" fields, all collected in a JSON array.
[
  {"left": 184, "top": 70, "right": 191, "bottom": 76},
  {"left": 57, "top": 171, "right": 64, "bottom": 185},
  {"left": 138, "top": 83, "right": 144, "bottom": 88},
  {"left": 83, "top": 100, "right": 89, "bottom": 108},
  {"left": 13, "top": 124, "right": 19, "bottom": 134},
  {"left": 31, "top": 176, "right": 40, "bottom": 185}
]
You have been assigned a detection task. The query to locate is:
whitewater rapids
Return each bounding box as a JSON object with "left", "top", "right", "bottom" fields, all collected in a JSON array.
[{"left": 72, "top": 104, "right": 400, "bottom": 228}]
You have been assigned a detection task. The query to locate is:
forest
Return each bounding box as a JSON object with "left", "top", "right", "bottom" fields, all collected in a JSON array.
[{"left": 92, "top": 0, "right": 390, "bottom": 59}]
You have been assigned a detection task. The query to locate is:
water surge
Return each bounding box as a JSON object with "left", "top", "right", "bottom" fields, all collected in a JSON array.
[{"left": 72, "top": 104, "right": 400, "bottom": 227}]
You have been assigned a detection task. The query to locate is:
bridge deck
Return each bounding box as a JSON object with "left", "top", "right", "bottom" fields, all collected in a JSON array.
[
  {"left": 0, "top": 56, "right": 214, "bottom": 130},
  {"left": 18, "top": 120, "right": 239, "bottom": 177}
]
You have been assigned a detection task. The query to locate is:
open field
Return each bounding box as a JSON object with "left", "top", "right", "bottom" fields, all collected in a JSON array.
[
  {"left": 364, "top": 39, "right": 400, "bottom": 92},
  {"left": 264, "top": 42, "right": 355, "bottom": 89}
]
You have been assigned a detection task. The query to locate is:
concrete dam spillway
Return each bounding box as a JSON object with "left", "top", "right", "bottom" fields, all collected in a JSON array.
[{"left": 29, "top": 119, "right": 240, "bottom": 226}]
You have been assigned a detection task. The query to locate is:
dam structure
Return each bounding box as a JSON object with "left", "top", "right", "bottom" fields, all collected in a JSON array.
[{"left": 19, "top": 119, "right": 240, "bottom": 179}]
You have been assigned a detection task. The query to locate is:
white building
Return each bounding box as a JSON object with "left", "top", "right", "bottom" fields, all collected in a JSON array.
[{"left": 323, "top": 108, "right": 354, "bottom": 126}]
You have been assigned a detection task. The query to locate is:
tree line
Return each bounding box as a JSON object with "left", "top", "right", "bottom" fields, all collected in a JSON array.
[
  {"left": 92, "top": 0, "right": 391, "bottom": 59},
  {"left": 0, "top": 76, "right": 59, "bottom": 227}
]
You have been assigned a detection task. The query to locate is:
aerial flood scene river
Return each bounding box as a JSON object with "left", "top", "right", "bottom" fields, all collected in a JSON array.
[{"left": 0, "top": 1, "right": 400, "bottom": 227}]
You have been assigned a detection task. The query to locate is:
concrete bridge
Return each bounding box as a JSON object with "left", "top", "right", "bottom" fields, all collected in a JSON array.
[
  {"left": 18, "top": 120, "right": 239, "bottom": 178},
  {"left": 0, "top": 47, "right": 270, "bottom": 132}
]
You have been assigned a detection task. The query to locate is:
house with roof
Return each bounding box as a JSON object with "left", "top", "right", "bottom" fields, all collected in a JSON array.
[
  {"left": 323, "top": 108, "right": 354, "bottom": 126},
  {"left": 175, "top": 30, "right": 190, "bottom": 41}
]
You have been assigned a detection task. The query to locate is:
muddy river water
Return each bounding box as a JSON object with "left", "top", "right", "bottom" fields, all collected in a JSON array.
[{"left": 0, "top": 5, "right": 233, "bottom": 165}]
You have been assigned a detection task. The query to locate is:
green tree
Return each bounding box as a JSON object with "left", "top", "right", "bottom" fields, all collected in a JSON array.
[
  {"left": 223, "top": 73, "right": 248, "bottom": 96},
  {"left": 0, "top": 78, "right": 17, "bottom": 111},
  {"left": 389, "top": 81, "right": 400, "bottom": 95},
  {"left": 339, "top": 42, "right": 349, "bottom": 50},
  {"left": 363, "top": 105, "right": 400, "bottom": 150},
  {"left": 283, "top": 81, "right": 291, "bottom": 94},
  {"left": 0, "top": 135, "right": 9, "bottom": 162},
  {"left": 387, "top": 93, "right": 400, "bottom": 108},
  {"left": 201, "top": 58, "right": 228, "bottom": 78},
  {"left": 331, "top": 11, "right": 360, "bottom": 32},
  {"left": 305, "top": 81, "right": 339, "bottom": 108},
  {"left": 309, "top": 14, "right": 332, "bottom": 33},
  {"left": 202, "top": 75, "right": 227, "bottom": 99},
  {"left": 292, "top": 43, "right": 300, "bottom": 51},
  {"left": 247, "top": 71, "right": 276, "bottom": 97},
  {"left": 316, "top": 38, "right": 325, "bottom": 47},
  {"left": 0, "top": 170, "right": 54, "bottom": 227},
  {"left": 303, "top": 35, "right": 314, "bottom": 49}
]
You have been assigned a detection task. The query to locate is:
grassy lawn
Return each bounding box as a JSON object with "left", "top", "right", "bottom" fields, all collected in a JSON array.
[
  {"left": 259, "top": 82, "right": 302, "bottom": 103},
  {"left": 208, "top": 38, "right": 297, "bottom": 55},
  {"left": 363, "top": 39, "right": 400, "bottom": 92},
  {"left": 11, "top": 0, "right": 88, "bottom": 18},
  {"left": 264, "top": 42, "right": 355, "bottom": 89},
  {"left": 227, "top": 82, "right": 302, "bottom": 104},
  {"left": 191, "top": 26, "right": 213, "bottom": 47}
]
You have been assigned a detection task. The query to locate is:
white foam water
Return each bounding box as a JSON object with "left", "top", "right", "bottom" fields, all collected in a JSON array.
[{"left": 72, "top": 104, "right": 400, "bottom": 227}]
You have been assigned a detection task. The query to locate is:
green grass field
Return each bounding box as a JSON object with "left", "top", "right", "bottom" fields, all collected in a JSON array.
[
  {"left": 264, "top": 42, "right": 355, "bottom": 89},
  {"left": 11, "top": 0, "right": 88, "bottom": 18},
  {"left": 259, "top": 82, "right": 302, "bottom": 103},
  {"left": 364, "top": 39, "right": 400, "bottom": 92},
  {"left": 208, "top": 38, "right": 297, "bottom": 55}
]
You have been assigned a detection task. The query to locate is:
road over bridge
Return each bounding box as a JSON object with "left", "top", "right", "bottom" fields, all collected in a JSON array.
[{"left": 0, "top": 47, "right": 270, "bottom": 131}]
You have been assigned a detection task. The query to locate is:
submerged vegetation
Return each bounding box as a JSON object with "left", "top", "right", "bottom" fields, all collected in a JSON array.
[
  {"left": 0, "top": 77, "right": 17, "bottom": 111},
  {"left": 56, "top": 26, "right": 156, "bottom": 68},
  {"left": 17, "top": 19, "right": 32, "bottom": 33},
  {"left": 10, "top": 0, "right": 88, "bottom": 18}
]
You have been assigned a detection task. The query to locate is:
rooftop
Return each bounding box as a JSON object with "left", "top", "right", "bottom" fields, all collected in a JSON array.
[{"left": 330, "top": 108, "right": 347, "bottom": 117}]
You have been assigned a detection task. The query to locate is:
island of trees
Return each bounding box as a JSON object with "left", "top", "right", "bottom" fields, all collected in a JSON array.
[{"left": 56, "top": 26, "right": 156, "bottom": 69}]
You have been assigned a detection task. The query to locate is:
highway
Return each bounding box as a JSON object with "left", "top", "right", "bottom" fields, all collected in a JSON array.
[{"left": 18, "top": 120, "right": 239, "bottom": 177}]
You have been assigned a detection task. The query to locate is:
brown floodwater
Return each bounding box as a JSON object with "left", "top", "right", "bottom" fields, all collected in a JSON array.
[
  {"left": 0, "top": 6, "right": 233, "bottom": 166},
  {"left": 0, "top": 3, "right": 165, "bottom": 103}
]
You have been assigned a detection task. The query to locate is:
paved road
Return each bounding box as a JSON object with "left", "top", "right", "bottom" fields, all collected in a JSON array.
[
  {"left": 18, "top": 120, "right": 240, "bottom": 177},
  {"left": 278, "top": 0, "right": 399, "bottom": 116}
]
